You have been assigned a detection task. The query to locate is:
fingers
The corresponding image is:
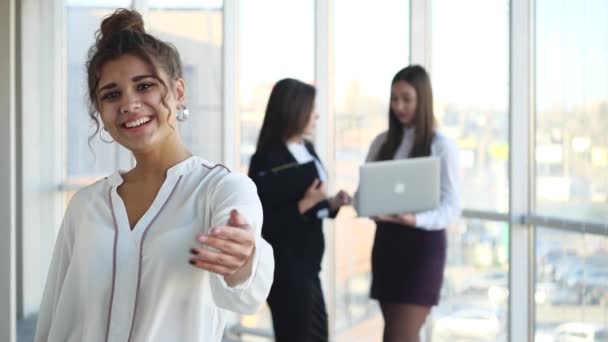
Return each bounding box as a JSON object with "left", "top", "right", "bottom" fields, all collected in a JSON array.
[
  {"left": 228, "top": 209, "right": 250, "bottom": 229},
  {"left": 199, "top": 225, "right": 253, "bottom": 244},
  {"left": 189, "top": 210, "right": 256, "bottom": 276},
  {"left": 319, "top": 182, "right": 327, "bottom": 193},
  {"left": 308, "top": 178, "right": 320, "bottom": 191},
  {"left": 189, "top": 247, "right": 243, "bottom": 275},
  {"left": 373, "top": 215, "right": 396, "bottom": 223},
  {"left": 194, "top": 235, "right": 250, "bottom": 260},
  {"left": 334, "top": 190, "right": 352, "bottom": 206}
]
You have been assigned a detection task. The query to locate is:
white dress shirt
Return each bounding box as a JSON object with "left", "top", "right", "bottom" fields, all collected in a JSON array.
[
  {"left": 34, "top": 156, "right": 274, "bottom": 342},
  {"left": 364, "top": 128, "right": 462, "bottom": 230}
]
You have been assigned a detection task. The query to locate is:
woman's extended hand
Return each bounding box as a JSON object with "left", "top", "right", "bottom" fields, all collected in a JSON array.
[
  {"left": 329, "top": 190, "right": 352, "bottom": 211},
  {"left": 298, "top": 178, "right": 327, "bottom": 214},
  {"left": 371, "top": 213, "right": 416, "bottom": 226},
  {"left": 190, "top": 209, "right": 256, "bottom": 287}
]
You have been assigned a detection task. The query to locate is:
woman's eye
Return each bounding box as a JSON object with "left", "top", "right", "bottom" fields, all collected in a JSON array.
[
  {"left": 101, "top": 92, "right": 119, "bottom": 100},
  {"left": 137, "top": 83, "right": 155, "bottom": 91}
]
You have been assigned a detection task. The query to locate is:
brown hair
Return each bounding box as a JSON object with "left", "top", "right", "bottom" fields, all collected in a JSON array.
[
  {"left": 375, "top": 65, "right": 436, "bottom": 161},
  {"left": 255, "top": 78, "right": 316, "bottom": 152},
  {"left": 86, "top": 8, "right": 183, "bottom": 139}
]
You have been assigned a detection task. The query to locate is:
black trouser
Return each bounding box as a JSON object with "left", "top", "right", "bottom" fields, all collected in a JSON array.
[{"left": 267, "top": 273, "right": 328, "bottom": 342}]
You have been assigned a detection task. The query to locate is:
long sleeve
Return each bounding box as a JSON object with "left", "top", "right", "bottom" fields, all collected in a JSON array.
[
  {"left": 207, "top": 172, "right": 274, "bottom": 314},
  {"left": 415, "top": 135, "right": 462, "bottom": 230},
  {"left": 34, "top": 202, "right": 76, "bottom": 342}
]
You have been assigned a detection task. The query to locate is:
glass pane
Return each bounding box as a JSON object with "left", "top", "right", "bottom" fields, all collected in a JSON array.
[
  {"left": 430, "top": 219, "right": 509, "bottom": 342},
  {"left": 535, "top": 0, "right": 608, "bottom": 222},
  {"left": 237, "top": 0, "right": 315, "bottom": 334},
  {"left": 148, "top": 0, "right": 222, "bottom": 8},
  {"left": 432, "top": 0, "right": 510, "bottom": 213},
  {"left": 238, "top": 0, "right": 314, "bottom": 172},
  {"left": 148, "top": 1, "right": 224, "bottom": 162},
  {"left": 66, "top": 3, "right": 131, "bottom": 180},
  {"left": 333, "top": 0, "right": 409, "bottom": 340},
  {"left": 535, "top": 227, "right": 608, "bottom": 342}
]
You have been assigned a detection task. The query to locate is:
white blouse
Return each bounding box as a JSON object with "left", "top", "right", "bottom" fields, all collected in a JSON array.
[
  {"left": 34, "top": 156, "right": 274, "bottom": 342},
  {"left": 364, "top": 128, "right": 462, "bottom": 230}
]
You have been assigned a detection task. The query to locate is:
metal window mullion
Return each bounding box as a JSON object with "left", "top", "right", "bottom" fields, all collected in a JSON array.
[
  {"left": 222, "top": 0, "right": 239, "bottom": 168},
  {"left": 526, "top": 214, "right": 608, "bottom": 237},
  {"left": 314, "top": 0, "right": 335, "bottom": 340},
  {"left": 0, "top": 0, "right": 17, "bottom": 340},
  {"left": 509, "top": 0, "right": 535, "bottom": 340},
  {"left": 462, "top": 209, "right": 511, "bottom": 223},
  {"left": 409, "top": 0, "right": 431, "bottom": 68}
]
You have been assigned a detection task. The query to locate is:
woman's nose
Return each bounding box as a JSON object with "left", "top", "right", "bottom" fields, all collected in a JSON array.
[{"left": 120, "top": 91, "right": 141, "bottom": 114}]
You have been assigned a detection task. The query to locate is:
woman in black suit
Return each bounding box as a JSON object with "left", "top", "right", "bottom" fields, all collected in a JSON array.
[{"left": 248, "top": 78, "right": 352, "bottom": 342}]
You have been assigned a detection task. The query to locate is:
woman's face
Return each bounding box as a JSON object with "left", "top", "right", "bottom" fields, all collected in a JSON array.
[
  {"left": 302, "top": 103, "right": 319, "bottom": 137},
  {"left": 96, "top": 54, "right": 185, "bottom": 153},
  {"left": 390, "top": 80, "right": 417, "bottom": 127}
]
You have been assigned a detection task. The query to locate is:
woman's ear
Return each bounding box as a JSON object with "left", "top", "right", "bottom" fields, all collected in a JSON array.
[{"left": 175, "top": 77, "right": 186, "bottom": 105}]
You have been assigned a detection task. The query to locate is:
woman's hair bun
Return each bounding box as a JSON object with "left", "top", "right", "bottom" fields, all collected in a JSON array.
[{"left": 97, "top": 8, "right": 145, "bottom": 46}]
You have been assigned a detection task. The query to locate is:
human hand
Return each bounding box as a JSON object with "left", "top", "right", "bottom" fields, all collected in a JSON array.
[
  {"left": 371, "top": 213, "right": 416, "bottom": 226},
  {"left": 329, "top": 190, "right": 352, "bottom": 211},
  {"left": 190, "top": 209, "right": 256, "bottom": 286},
  {"left": 298, "top": 178, "right": 327, "bottom": 213}
]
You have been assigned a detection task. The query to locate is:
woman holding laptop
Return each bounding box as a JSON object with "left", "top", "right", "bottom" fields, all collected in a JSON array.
[
  {"left": 248, "top": 78, "right": 352, "bottom": 342},
  {"left": 362, "top": 65, "right": 461, "bottom": 342}
]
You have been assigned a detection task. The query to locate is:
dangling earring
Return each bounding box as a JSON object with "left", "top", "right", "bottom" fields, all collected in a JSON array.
[
  {"left": 176, "top": 105, "right": 189, "bottom": 122},
  {"left": 100, "top": 128, "right": 114, "bottom": 143}
]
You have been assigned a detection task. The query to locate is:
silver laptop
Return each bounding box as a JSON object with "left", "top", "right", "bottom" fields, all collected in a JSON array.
[{"left": 355, "top": 156, "right": 440, "bottom": 217}]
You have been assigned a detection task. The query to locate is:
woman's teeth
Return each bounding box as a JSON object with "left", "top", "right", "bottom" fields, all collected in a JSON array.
[{"left": 124, "top": 117, "right": 151, "bottom": 128}]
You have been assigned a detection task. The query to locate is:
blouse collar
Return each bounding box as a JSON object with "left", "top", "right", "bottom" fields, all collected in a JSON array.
[
  {"left": 106, "top": 156, "right": 202, "bottom": 187},
  {"left": 403, "top": 126, "right": 416, "bottom": 139}
]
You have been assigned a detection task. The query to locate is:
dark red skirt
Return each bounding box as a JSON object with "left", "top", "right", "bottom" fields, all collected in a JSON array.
[{"left": 370, "top": 222, "right": 447, "bottom": 306}]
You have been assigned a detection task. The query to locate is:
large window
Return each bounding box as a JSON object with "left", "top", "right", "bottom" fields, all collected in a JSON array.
[
  {"left": 535, "top": 228, "right": 608, "bottom": 341},
  {"left": 535, "top": 0, "right": 608, "bottom": 223},
  {"left": 534, "top": 1, "right": 608, "bottom": 340},
  {"left": 432, "top": 0, "right": 510, "bottom": 213},
  {"left": 236, "top": 0, "right": 315, "bottom": 335},
  {"left": 333, "top": 0, "right": 409, "bottom": 340},
  {"left": 429, "top": 1, "right": 510, "bottom": 341},
  {"left": 14, "top": 1, "right": 608, "bottom": 341},
  {"left": 432, "top": 219, "right": 509, "bottom": 341},
  {"left": 238, "top": 0, "right": 314, "bottom": 172},
  {"left": 66, "top": 0, "right": 132, "bottom": 183},
  {"left": 65, "top": 0, "right": 224, "bottom": 185},
  {"left": 148, "top": 1, "right": 224, "bottom": 162}
]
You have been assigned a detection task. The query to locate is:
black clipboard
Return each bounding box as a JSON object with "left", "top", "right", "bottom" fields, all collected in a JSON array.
[{"left": 255, "top": 161, "right": 319, "bottom": 201}]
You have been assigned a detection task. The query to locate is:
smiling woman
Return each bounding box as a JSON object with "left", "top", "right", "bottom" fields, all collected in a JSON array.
[{"left": 34, "top": 8, "right": 274, "bottom": 342}]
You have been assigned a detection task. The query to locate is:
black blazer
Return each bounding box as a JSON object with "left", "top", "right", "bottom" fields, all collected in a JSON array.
[{"left": 248, "top": 141, "right": 338, "bottom": 275}]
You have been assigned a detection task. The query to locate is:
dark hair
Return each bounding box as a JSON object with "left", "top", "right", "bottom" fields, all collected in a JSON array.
[
  {"left": 375, "top": 65, "right": 436, "bottom": 161},
  {"left": 86, "top": 8, "right": 183, "bottom": 140},
  {"left": 255, "top": 78, "right": 316, "bottom": 152}
]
